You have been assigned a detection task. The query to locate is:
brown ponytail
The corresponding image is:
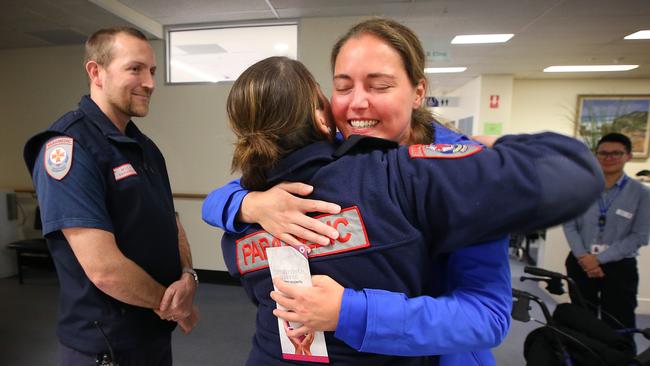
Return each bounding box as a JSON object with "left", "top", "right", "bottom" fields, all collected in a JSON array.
[
  {"left": 231, "top": 133, "right": 280, "bottom": 191},
  {"left": 228, "top": 57, "right": 325, "bottom": 190}
]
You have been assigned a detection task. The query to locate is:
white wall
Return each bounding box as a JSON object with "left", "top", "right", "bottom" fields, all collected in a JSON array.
[
  {"left": 432, "top": 76, "right": 481, "bottom": 134},
  {"left": 0, "top": 45, "right": 88, "bottom": 189}
]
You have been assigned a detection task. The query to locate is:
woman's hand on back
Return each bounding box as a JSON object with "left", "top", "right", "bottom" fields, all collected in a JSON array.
[{"left": 239, "top": 182, "right": 341, "bottom": 253}]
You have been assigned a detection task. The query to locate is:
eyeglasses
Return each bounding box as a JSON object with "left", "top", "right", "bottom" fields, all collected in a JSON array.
[{"left": 596, "top": 151, "right": 626, "bottom": 158}]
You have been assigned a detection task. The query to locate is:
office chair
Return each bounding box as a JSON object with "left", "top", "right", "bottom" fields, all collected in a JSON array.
[{"left": 7, "top": 206, "right": 53, "bottom": 284}]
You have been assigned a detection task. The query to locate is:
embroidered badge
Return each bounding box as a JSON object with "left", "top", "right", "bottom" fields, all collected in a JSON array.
[
  {"left": 44, "top": 137, "right": 73, "bottom": 180},
  {"left": 113, "top": 163, "right": 138, "bottom": 181},
  {"left": 409, "top": 143, "right": 482, "bottom": 159},
  {"left": 235, "top": 206, "right": 370, "bottom": 275}
]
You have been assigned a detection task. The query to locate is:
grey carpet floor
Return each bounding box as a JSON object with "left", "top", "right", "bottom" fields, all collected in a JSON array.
[{"left": 1, "top": 260, "right": 648, "bottom": 365}]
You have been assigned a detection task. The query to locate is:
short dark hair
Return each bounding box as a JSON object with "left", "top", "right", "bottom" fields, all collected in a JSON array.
[
  {"left": 597, "top": 133, "right": 632, "bottom": 153},
  {"left": 84, "top": 26, "right": 147, "bottom": 67}
]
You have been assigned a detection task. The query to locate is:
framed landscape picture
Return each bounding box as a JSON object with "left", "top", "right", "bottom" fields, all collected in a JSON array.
[{"left": 575, "top": 95, "right": 650, "bottom": 159}]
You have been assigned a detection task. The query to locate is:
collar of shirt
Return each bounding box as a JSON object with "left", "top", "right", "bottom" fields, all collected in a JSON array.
[
  {"left": 266, "top": 141, "right": 338, "bottom": 184},
  {"left": 604, "top": 174, "right": 629, "bottom": 194},
  {"left": 78, "top": 95, "right": 146, "bottom": 146}
]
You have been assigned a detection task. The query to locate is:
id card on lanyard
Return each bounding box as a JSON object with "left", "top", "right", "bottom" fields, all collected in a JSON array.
[{"left": 593, "top": 176, "right": 629, "bottom": 254}]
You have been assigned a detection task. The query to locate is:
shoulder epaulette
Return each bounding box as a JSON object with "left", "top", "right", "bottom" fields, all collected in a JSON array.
[{"left": 51, "top": 110, "right": 84, "bottom": 132}]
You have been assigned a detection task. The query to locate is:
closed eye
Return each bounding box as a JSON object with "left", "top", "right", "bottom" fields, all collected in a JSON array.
[{"left": 370, "top": 84, "right": 392, "bottom": 91}]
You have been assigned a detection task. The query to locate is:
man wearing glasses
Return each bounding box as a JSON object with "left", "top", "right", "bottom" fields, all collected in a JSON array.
[{"left": 563, "top": 132, "right": 650, "bottom": 334}]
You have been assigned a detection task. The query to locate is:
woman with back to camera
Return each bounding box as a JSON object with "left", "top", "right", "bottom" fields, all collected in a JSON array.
[
  {"left": 205, "top": 18, "right": 520, "bottom": 365},
  {"left": 217, "top": 54, "right": 603, "bottom": 365}
]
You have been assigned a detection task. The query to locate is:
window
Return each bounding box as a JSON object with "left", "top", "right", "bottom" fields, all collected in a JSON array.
[{"left": 166, "top": 21, "right": 298, "bottom": 83}]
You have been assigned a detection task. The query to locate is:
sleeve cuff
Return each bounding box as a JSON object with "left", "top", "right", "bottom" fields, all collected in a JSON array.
[
  {"left": 42, "top": 218, "right": 113, "bottom": 236},
  {"left": 225, "top": 190, "right": 253, "bottom": 233},
  {"left": 597, "top": 248, "right": 618, "bottom": 264},
  {"left": 571, "top": 249, "right": 589, "bottom": 257},
  {"left": 334, "top": 288, "right": 367, "bottom": 350}
]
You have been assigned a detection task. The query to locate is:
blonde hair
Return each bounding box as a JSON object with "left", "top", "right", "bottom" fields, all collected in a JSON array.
[
  {"left": 228, "top": 57, "right": 326, "bottom": 190},
  {"left": 331, "top": 17, "right": 434, "bottom": 144}
]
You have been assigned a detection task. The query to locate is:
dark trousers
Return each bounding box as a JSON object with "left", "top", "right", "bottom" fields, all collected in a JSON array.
[
  {"left": 58, "top": 337, "right": 172, "bottom": 366},
  {"left": 565, "top": 253, "right": 638, "bottom": 330}
]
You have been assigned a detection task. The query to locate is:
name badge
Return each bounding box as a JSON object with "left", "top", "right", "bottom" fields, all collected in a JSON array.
[
  {"left": 590, "top": 244, "right": 609, "bottom": 255},
  {"left": 615, "top": 209, "right": 633, "bottom": 220},
  {"left": 113, "top": 163, "right": 138, "bottom": 181}
]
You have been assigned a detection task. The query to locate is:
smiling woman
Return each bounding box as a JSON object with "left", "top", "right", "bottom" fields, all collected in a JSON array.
[
  {"left": 330, "top": 19, "right": 431, "bottom": 146},
  {"left": 202, "top": 17, "right": 607, "bottom": 366},
  {"left": 331, "top": 33, "right": 423, "bottom": 145},
  {"left": 213, "top": 53, "right": 605, "bottom": 366}
]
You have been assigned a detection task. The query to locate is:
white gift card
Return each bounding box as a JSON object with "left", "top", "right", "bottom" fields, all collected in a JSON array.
[{"left": 266, "top": 246, "right": 329, "bottom": 363}]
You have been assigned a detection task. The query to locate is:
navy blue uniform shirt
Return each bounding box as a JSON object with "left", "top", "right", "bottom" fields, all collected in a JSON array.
[{"left": 24, "top": 96, "right": 180, "bottom": 353}]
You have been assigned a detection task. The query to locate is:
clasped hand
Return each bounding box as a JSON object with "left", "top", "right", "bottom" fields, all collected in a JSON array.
[
  {"left": 155, "top": 274, "right": 199, "bottom": 334},
  {"left": 578, "top": 254, "right": 605, "bottom": 278}
]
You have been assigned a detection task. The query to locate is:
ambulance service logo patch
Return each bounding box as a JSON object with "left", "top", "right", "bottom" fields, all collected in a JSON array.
[
  {"left": 409, "top": 143, "right": 482, "bottom": 159},
  {"left": 44, "top": 137, "right": 73, "bottom": 180}
]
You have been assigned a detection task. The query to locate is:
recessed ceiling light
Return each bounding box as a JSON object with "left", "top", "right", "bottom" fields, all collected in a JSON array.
[
  {"left": 451, "top": 34, "right": 514, "bottom": 44},
  {"left": 424, "top": 67, "right": 467, "bottom": 73},
  {"left": 543, "top": 65, "right": 639, "bottom": 72},
  {"left": 624, "top": 30, "right": 650, "bottom": 40}
]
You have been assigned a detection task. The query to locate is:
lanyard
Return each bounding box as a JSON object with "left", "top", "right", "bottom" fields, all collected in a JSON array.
[{"left": 597, "top": 176, "right": 629, "bottom": 233}]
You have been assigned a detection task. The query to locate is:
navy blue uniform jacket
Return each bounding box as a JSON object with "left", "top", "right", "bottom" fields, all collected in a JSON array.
[{"left": 222, "top": 133, "right": 604, "bottom": 365}]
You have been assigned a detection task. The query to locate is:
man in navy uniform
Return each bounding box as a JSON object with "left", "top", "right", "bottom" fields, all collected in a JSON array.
[{"left": 24, "top": 27, "right": 198, "bottom": 365}]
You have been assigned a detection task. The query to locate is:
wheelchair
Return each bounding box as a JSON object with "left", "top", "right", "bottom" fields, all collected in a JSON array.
[{"left": 512, "top": 266, "right": 650, "bottom": 366}]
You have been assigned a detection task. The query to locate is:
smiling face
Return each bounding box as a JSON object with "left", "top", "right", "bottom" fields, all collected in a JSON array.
[
  {"left": 596, "top": 141, "right": 632, "bottom": 176},
  {"left": 331, "top": 33, "right": 425, "bottom": 145},
  {"left": 90, "top": 32, "right": 156, "bottom": 128}
]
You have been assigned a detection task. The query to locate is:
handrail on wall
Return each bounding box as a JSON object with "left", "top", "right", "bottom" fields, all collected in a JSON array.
[{"left": 13, "top": 188, "right": 206, "bottom": 200}]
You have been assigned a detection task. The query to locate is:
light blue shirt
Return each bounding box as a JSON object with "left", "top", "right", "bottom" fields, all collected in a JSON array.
[{"left": 563, "top": 174, "right": 650, "bottom": 263}]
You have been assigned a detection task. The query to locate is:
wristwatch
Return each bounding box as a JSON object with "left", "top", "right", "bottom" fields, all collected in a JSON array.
[{"left": 182, "top": 267, "right": 199, "bottom": 285}]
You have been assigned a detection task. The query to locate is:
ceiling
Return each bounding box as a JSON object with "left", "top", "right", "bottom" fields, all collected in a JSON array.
[{"left": 2, "top": 0, "right": 649, "bottom": 93}]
